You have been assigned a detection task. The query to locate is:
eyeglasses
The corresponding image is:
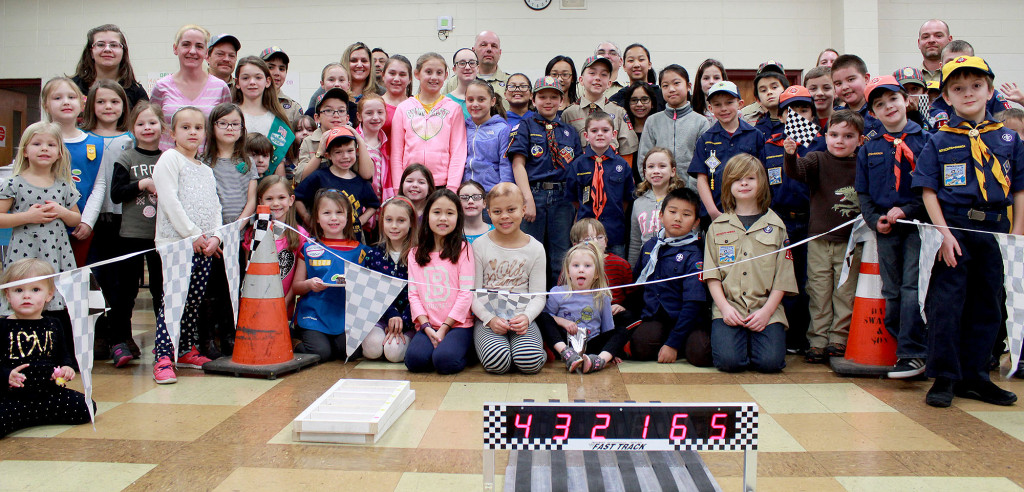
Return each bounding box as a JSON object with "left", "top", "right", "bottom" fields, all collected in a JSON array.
[
  {"left": 549, "top": 72, "right": 572, "bottom": 79},
  {"left": 507, "top": 84, "right": 531, "bottom": 92},
  {"left": 454, "top": 60, "right": 479, "bottom": 69},
  {"left": 459, "top": 194, "right": 484, "bottom": 202},
  {"left": 319, "top": 109, "right": 348, "bottom": 117},
  {"left": 629, "top": 97, "right": 652, "bottom": 105},
  {"left": 581, "top": 235, "right": 606, "bottom": 243},
  {"left": 92, "top": 41, "right": 124, "bottom": 50},
  {"left": 215, "top": 121, "right": 242, "bottom": 130}
]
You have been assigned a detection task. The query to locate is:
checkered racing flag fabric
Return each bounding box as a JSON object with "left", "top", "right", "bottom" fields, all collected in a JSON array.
[
  {"left": 477, "top": 291, "right": 535, "bottom": 320},
  {"left": 158, "top": 239, "right": 195, "bottom": 363},
  {"left": 220, "top": 218, "right": 247, "bottom": 327},
  {"left": 784, "top": 107, "right": 820, "bottom": 148},
  {"left": 54, "top": 267, "right": 106, "bottom": 425},
  {"left": 344, "top": 260, "right": 408, "bottom": 358},
  {"left": 916, "top": 222, "right": 944, "bottom": 324},
  {"left": 999, "top": 234, "right": 1024, "bottom": 378}
]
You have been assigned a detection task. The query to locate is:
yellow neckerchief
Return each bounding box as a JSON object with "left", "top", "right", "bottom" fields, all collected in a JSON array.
[
  {"left": 939, "top": 118, "right": 1009, "bottom": 201},
  {"left": 415, "top": 94, "right": 445, "bottom": 113}
]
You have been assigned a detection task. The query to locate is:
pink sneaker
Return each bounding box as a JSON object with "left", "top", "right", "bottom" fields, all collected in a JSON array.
[
  {"left": 153, "top": 356, "right": 177, "bottom": 384},
  {"left": 176, "top": 346, "right": 212, "bottom": 369}
]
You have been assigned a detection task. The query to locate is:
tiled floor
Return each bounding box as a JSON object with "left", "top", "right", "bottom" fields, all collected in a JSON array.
[{"left": 2, "top": 313, "right": 1024, "bottom": 492}]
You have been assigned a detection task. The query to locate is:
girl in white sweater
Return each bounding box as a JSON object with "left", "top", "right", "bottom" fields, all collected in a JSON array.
[{"left": 150, "top": 106, "right": 224, "bottom": 384}]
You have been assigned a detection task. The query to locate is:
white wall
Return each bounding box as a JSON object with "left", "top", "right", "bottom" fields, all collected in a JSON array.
[{"left": 1, "top": 0, "right": 1022, "bottom": 106}]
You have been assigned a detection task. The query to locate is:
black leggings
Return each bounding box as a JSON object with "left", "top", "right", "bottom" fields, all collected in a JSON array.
[
  {"left": 1, "top": 386, "right": 94, "bottom": 437},
  {"left": 536, "top": 312, "right": 631, "bottom": 359},
  {"left": 629, "top": 319, "right": 713, "bottom": 366}
]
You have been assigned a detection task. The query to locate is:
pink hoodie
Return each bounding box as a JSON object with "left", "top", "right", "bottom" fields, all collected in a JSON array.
[{"left": 389, "top": 97, "right": 467, "bottom": 195}]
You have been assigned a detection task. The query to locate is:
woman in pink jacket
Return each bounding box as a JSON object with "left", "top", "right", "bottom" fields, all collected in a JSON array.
[{"left": 390, "top": 52, "right": 467, "bottom": 195}]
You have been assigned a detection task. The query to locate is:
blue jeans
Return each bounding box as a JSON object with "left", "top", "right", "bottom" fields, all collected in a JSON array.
[
  {"left": 521, "top": 184, "right": 574, "bottom": 286},
  {"left": 405, "top": 327, "right": 473, "bottom": 374},
  {"left": 711, "top": 319, "right": 786, "bottom": 373},
  {"left": 875, "top": 224, "right": 926, "bottom": 359}
]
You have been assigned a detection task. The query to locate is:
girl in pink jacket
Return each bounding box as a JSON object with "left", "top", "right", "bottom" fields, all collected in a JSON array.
[{"left": 390, "top": 53, "right": 468, "bottom": 195}]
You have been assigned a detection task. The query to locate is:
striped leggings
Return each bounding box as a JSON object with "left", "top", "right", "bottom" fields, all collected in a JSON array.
[{"left": 473, "top": 320, "right": 547, "bottom": 374}]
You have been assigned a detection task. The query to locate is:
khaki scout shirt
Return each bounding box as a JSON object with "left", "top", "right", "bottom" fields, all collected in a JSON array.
[
  {"left": 279, "top": 96, "right": 303, "bottom": 123},
  {"left": 561, "top": 97, "right": 639, "bottom": 155},
  {"left": 295, "top": 127, "right": 324, "bottom": 180},
  {"left": 703, "top": 210, "right": 798, "bottom": 328}
]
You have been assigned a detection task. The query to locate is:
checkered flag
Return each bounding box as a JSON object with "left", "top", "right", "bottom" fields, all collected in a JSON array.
[
  {"left": 158, "top": 239, "right": 195, "bottom": 362},
  {"left": 476, "top": 291, "right": 534, "bottom": 320},
  {"left": 916, "top": 222, "right": 944, "bottom": 323},
  {"left": 999, "top": 234, "right": 1024, "bottom": 378},
  {"left": 344, "top": 260, "right": 408, "bottom": 358},
  {"left": 54, "top": 267, "right": 107, "bottom": 426},
  {"left": 220, "top": 218, "right": 247, "bottom": 326},
  {"left": 913, "top": 94, "right": 931, "bottom": 119},
  {"left": 784, "top": 107, "right": 820, "bottom": 148},
  {"left": 251, "top": 210, "right": 273, "bottom": 253},
  {"left": 839, "top": 216, "right": 868, "bottom": 287}
]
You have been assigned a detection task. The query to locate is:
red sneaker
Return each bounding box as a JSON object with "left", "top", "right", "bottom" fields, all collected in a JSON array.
[{"left": 176, "top": 347, "right": 212, "bottom": 369}]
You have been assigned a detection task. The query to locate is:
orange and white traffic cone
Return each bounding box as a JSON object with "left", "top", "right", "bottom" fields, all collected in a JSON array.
[
  {"left": 204, "top": 205, "right": 320, "bottom": 378},
  {"left": 831, "top": 231, "right": 898, "bottom": 376}
]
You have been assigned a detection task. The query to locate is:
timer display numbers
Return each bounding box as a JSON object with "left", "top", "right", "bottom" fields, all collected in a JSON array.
[{"left": 485, "top": 402, "right": 757, "bottom": 451}]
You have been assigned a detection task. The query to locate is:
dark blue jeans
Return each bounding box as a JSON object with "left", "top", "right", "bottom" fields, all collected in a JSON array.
[
  {"left": 875, "top": 223, "right": 926, "bottom": 358},
  {"left": 925, "top": 213, "right": 1007, "bottom": 382},
  {"left": 521, "top": 183, "right": 574, "bottom": 286},
  {"left": 405, "top": 327, "right": 473, "bottom": 374},
  {"left": 711, "top": 319, "right": 786, "bottom": 373}
]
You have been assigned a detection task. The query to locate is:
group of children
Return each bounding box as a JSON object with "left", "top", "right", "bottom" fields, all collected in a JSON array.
[{"left": 3, "top": 33, "right": 1024, "bottom": 438}]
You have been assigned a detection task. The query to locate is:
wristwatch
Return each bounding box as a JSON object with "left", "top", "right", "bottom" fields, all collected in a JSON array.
[{"left": 314, "top": 152, "right": 323, "bottom": 159}]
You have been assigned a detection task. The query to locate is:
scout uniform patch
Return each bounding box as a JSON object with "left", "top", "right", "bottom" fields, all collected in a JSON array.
[{"left": 943, "top": 163, "right": 967, "bottom": 186}]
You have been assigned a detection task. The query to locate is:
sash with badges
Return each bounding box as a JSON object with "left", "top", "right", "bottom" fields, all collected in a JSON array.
[{"left": 267, "top": 116, "right": 296, "bottom": 175}]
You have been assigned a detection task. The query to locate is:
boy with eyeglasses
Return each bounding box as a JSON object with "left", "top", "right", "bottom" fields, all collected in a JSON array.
[{"left": 296, "top": 88, "right": 372, "bottom": 183}]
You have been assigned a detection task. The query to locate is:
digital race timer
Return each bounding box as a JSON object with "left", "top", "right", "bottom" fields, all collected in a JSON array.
[{"left": 483, "top": 401, "right": 758, "bottom": 452}]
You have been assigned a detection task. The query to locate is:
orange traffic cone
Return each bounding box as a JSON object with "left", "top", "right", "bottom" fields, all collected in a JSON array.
[
  {"left": 204, "top": 205, "right": 320, "bottom": 378},
  {"left": 831, "top": 231, "right": 898, "bottom": 376}
]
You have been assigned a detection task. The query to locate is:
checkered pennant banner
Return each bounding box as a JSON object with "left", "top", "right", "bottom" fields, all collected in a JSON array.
[
  {"left": 999, "top": 234, "right": 1024, "bottom": 378},
  {"left": 916, "top": 223, "right": 944, "bottom": 323},
  {"left": 54, "top": 267, "right": 106, "bottom": 426},
  {"left": 784, "top": 107, "right": 820, "bottom": 148},
  {"left": 158, "top": 239, "right": 195, "bottom": 363},
  {"left": 344, "top": 260, "right": 408, "bottom": 358},
  {"left": 220, "top": 218, "right": 247, "bottom": 327},
  {"left": 476, "top": 291, "right": 534, "bottom": 320}
]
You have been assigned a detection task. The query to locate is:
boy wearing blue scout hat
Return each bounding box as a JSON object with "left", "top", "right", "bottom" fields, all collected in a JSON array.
[
  {"left": 913, "top": 56, "right": 1024, "bottom": 407},
  {"left": 507, "top": 76, "right": 583, "bottom": 285}
]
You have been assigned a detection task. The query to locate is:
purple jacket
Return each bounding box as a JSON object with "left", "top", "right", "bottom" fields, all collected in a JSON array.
[{"left": 464, "top": 114, "right": 513, "bottom": 192}]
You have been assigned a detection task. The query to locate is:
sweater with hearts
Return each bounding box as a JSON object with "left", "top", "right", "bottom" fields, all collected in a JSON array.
[{"left": 389, "top": 97, "right": 468, "bottom": 195}]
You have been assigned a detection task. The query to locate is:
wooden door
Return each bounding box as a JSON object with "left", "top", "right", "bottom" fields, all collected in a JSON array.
[{"left": 0, "top": 89, "right": 28, "bottom": 167}]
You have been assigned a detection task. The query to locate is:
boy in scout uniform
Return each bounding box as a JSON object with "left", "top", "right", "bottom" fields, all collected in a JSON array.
[
  {"left": 912, "top": 56, "right": 1024, "bottom": 407},
  {"left": 703, "top": 154, "right": 798, "bottom": 373},
  {"left": 561, "top": 56, "right": 639, "bottom": 166},
  {"left": 261, "top": 47, "right": 303, "bottom": 122},
  {"left": 507, "top": 76, "right": 584, "bottom": 285}
]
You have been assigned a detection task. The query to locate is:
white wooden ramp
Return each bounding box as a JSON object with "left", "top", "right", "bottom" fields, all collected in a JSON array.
[{"left": 293, "top": 379, "right": 415, "bottom": 444}]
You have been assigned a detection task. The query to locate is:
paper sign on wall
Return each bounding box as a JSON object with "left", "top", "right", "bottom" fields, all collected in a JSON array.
[{"left": 0, "top": 126, "right": 6, "bottom": 148}]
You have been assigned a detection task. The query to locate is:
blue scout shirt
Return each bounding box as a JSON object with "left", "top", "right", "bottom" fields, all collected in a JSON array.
[
  {"left": 763, "top": 118, "right": 826, "bottom": 213},
  {"left": 506, "top": 114, "right": 583, "bottom": 183},
  {"left": 912, "top": 113, "right": 1024, "bottom": 208},
  {"left": 856, "top": 120, "right": 929, "bottom": 225},
  {"left": 688, "top": 119, "right": 766, "bottom": 214},
  {"left": 565, "top": 146, "right": 635, "bottom": 247},
  {"left": 294, "top": 239, "right": 370, "bottom": 336},
  {"left": 635, "top": 238, "right": 707, "bottom": 350},
  {"left": 66, "top": 133, "right": 104, "bottom": 212},
  {"left": 294, "top": 169, "right": 381, "bottom": 244}
]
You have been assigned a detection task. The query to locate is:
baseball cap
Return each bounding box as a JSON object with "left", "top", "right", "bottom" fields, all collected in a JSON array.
[
  {"left": 260, "top": 46, "right": 290, "bottom": 65},
  {"left": 941, "top": 56, "right": 994, "bottom": 89},
  {"left": 706, "top": 81, "right": 740, "bottom": 101},
  {"left": 209, "top": 33, "right": 240, "bottom": 52},
  {"left": 315, "top": 88, "right": 350, "bottom": 112},
  {"left": 581, "top": 56, "right": 613, "bottom": 73},
  {"left": 864, "top": 75, "right": 904, "bottom": 107},
  {"left": 533, "top": 76, "right": 564, "bottom": 95},
  {"left": 779, "top": 85, "right": 813, "bottom": 109},
  {"left": 926, "top": 80, "right": 940, "bottom": 91},
  {"left": 892, "top": 67, "right": 926, "bottom": 89},
  {"left": 323, "top": 127, "right": 357, "bottom": 150},
  {"left": 757, "top": 60, "right": 785, "bottom": 75}
]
